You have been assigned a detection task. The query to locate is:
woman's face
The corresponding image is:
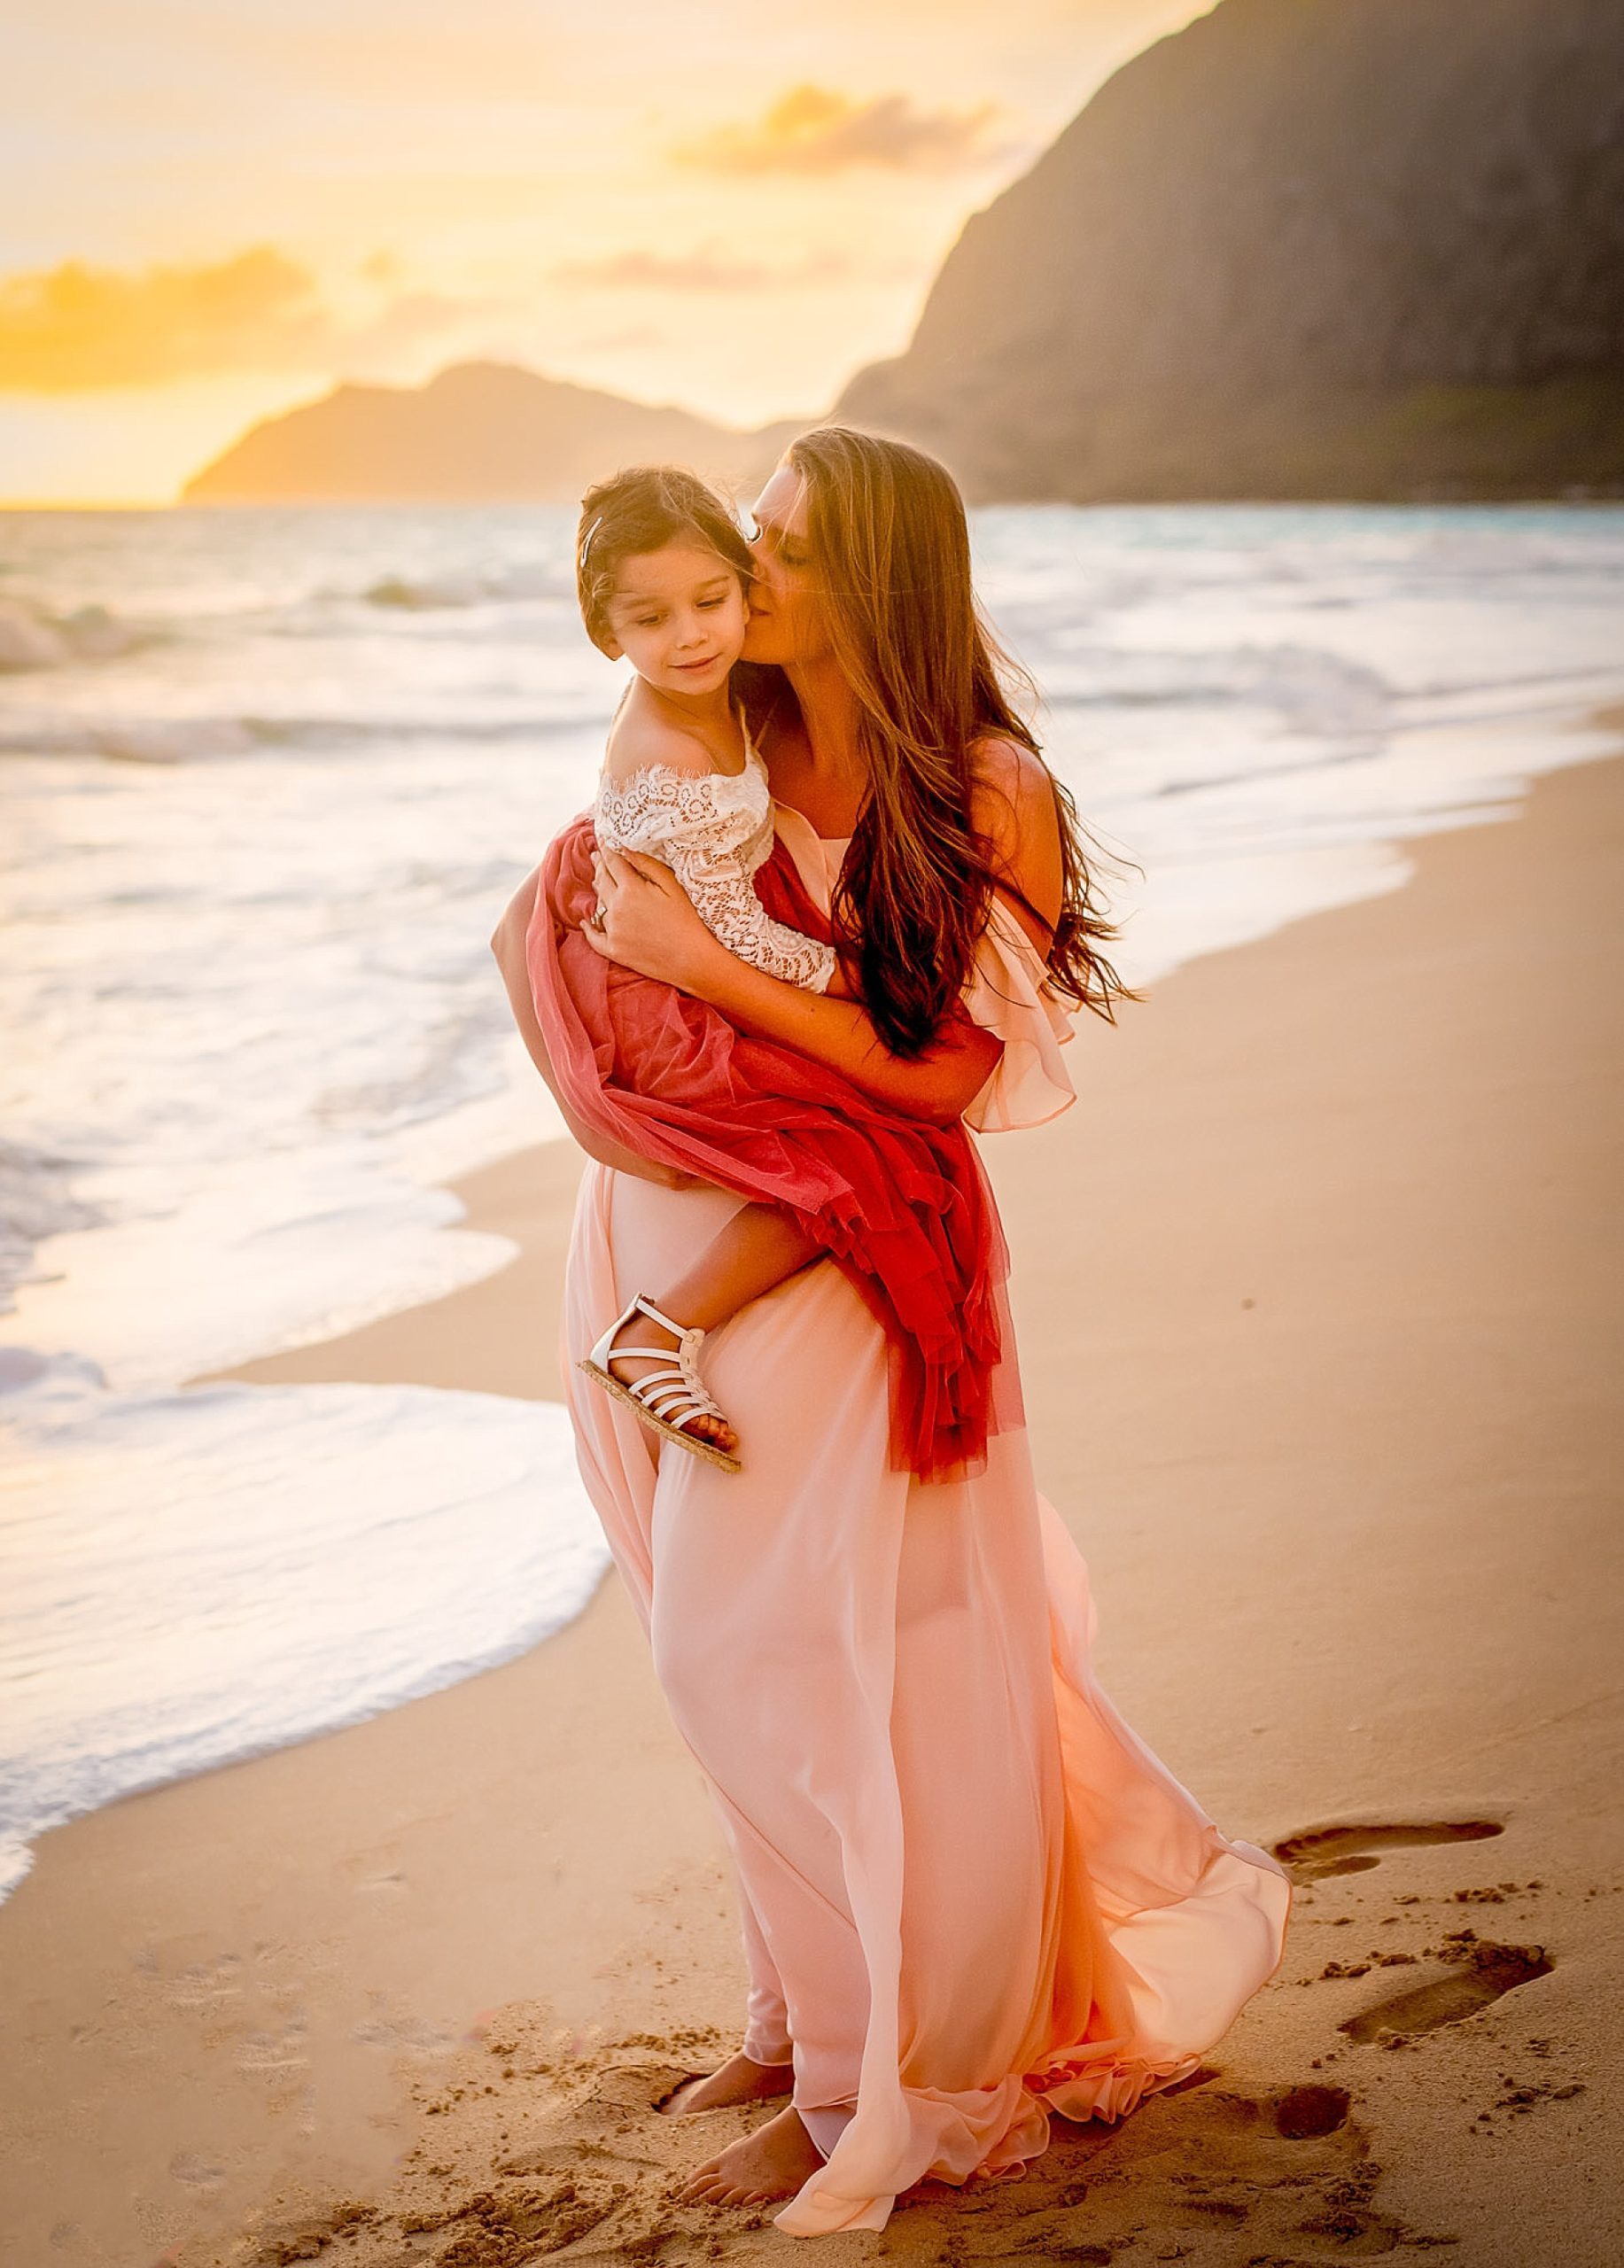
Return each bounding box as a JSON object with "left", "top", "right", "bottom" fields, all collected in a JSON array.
[{"left": 741, "top": 460, "right": 832, "bottom": 668}]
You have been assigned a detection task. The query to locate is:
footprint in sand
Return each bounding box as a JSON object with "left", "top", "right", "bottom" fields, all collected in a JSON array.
[
  {"left": 946, "top": 2076, "right": 1434, "bottom": 2259},
  {"left": 1272, "top": 1819, "right": 1554, "bottom": 2044},
  {"left": 235, "top": 2023, "right": 309, "bottom": 2076},
  {"left": 1272, "top": 2081, "right": 1353, "bottom": 2138},
  {"left": 350, "top": 2011, "right": 456, "bottom": 2056},
  {"left": 166, "top": 1952, "right": 247, "bottom": 2012},
  {"left": 167, "top": 2150, "right": 227, "bottom": 2193},
  {"left": 1270, "top": 1820, "right": 1504, "bottom": 1884},
  {"left": 1340, "top": 1939, "right": 1553, "bottom": 2045}
]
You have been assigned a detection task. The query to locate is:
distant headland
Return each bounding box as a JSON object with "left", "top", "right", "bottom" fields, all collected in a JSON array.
[
  {"left": 184, "top": 0, "right": 1624, "bottom": 509},
  {"left": 182, "top": 361, "right": 800, "bottom": 506}
]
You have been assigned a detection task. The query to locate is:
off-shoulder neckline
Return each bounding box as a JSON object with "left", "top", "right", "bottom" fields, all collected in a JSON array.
[{"left": 597, "top": 707, "right": 767, "bottom": 808}]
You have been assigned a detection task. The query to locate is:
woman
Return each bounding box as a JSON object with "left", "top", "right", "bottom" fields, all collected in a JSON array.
[{"left": 491, "top": 428, "right": 1290, "bottom": 2238}]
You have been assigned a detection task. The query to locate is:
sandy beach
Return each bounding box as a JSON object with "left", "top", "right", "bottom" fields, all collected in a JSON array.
[{"left": 3, "top": 737, "right": 1620, "bottom": 2268}]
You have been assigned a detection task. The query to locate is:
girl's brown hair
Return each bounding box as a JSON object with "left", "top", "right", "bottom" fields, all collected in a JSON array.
[
  {"left": 752, "top": 424, "right": 1132, "bottom": 1059},
  {"left": 575, "top": 464, "right": 755, "bottom": 650}
]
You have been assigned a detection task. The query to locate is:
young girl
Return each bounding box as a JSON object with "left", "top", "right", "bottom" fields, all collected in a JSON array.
[{"left": 526, "top": 464, "right": 1006, "bottom": 1482}]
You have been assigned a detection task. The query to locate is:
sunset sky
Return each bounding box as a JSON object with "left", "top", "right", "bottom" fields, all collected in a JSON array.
[{"left": 1, "top": 1, "right": 1212, "bottom": 504}]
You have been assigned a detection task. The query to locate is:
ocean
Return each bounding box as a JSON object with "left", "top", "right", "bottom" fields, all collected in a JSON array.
[{"left": 4, "top": 500, "right": 1622, "bottom": 1902}]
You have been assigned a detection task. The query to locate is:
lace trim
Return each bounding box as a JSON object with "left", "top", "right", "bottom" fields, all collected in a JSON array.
[
  {"left": 595, "top": 756, "right": 763, "bottom": 843},
  {"left": 594, "top": 740, "right": 835, "bottom": 994}
]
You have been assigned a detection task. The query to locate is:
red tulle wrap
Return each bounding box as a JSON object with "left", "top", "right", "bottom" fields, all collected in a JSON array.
[{"left": 526, "top": 815, "right": 1011, "bottom": 1482}]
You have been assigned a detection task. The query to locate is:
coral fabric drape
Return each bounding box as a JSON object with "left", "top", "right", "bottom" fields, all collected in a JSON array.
[{"left": 527, "top": 812, "right": 1011, "bottom": 1481}]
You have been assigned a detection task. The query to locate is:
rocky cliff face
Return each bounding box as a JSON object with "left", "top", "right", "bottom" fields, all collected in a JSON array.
[
  {"left": 183, "top": 361, "right": 796, "bottom": 504},
  {"left": 838, "top": 0, "right": 1624, "bottom": 500}
]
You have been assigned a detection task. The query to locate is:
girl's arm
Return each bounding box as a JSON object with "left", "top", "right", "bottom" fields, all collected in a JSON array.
[
  {"left": 581, "top": 740, "right": 1063, "bottom": 1126},
  {"left": 582, "top": 853, "right": 1002, "bottom": 1126},
  {"left": 489, "top": 868, "right": 705, "bottom": 1190}
]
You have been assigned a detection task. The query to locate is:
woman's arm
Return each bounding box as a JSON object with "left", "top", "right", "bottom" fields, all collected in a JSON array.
[
  {"left": 582, "top": 852, "right": 1003, "bottom": 1126},
  {"left": 582, "top": 741, "right": 1064, "bottom": 1125},
  {"left": 488, "top": 869, "right": 703, "bottom": 1189}
]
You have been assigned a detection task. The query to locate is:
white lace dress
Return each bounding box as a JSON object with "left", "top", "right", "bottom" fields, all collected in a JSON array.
[{"left": 593, "top": 735, "right": 836, "bottom": 992}]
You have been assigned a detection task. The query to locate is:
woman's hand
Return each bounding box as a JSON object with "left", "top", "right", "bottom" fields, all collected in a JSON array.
[{"left": 579, "top": 848, "right": 724, "bottom": 992}]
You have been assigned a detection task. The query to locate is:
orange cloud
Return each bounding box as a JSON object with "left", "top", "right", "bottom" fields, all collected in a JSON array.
[
  {"left": 674, "top": 85, "right": 1007, "bottom": 176},
  {"left": 553, "top": 247, "right": 851, "bottom": 292},
  {"left": 0, "top": 247, "right": 495, "bottom": 392}
]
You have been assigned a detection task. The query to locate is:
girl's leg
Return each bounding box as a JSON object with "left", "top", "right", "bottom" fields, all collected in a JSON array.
[
  {"left": 649, "top": 1203, "right": 820, "bottom": 1336},
  {"left": 605, "top": 1204, "right": 820, "bottom": 1453}
]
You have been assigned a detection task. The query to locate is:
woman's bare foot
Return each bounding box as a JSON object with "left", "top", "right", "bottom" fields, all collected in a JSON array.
[
  {"left": 676, "top": 2103, "right": 823, "bottom": 2205},
  {"left": 605, "top": 1309, "right": 738, "bottom": 1456},
  {"left": 657, "top": 2051, "right": 794, "bottom": 2117}
]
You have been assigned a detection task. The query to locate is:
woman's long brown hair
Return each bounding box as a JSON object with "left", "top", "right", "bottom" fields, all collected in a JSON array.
[{"left": 749, "top": 424, "right": 1133, "bottom": 1060}]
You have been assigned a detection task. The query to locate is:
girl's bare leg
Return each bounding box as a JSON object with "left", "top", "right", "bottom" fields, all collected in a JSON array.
[{"left": 605, "top": 1206, "right": 819, "bottom": 1455}]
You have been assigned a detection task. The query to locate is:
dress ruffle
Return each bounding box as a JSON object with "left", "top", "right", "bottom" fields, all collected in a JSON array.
[{"left": 961, "top": 896, "right": 1078, "bottom": 1132}]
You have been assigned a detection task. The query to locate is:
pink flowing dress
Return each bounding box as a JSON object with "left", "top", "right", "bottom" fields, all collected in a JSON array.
[{"left": 558, "top": 803, "right": 1291, "bottom": 2238}]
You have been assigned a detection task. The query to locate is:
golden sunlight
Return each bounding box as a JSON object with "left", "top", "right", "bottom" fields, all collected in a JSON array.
[{"left": 0, "top": 0, "right": 1214, "bottom": 501}]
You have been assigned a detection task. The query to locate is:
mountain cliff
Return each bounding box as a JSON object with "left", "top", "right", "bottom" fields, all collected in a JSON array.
[
  {"left": 837, "top": 0, "right": 1624, "bottom": 500},
  {"left": 183, "top": 362, "right": 798, "bottom": 505}
]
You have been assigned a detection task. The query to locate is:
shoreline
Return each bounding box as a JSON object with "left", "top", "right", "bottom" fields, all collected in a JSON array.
[
  {"left": 207, "top": 704, "right": 1624, "bottom": 1416},
  {"left": 198, "top": 1129, "right": 587, "bottom": 1405},
  {"left": 1, "top": 737, "right": 1620, "bottom": 2265}
]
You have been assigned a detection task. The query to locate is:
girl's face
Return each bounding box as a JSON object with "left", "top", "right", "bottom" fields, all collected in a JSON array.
[
  {"left": 741, "top": 461, "right": 832, "bottom": 668},
  {"left": 601, "top": 541, "right": 748, "bottom": 697}
]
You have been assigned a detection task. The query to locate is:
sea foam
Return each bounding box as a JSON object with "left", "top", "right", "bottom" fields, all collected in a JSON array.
[{"left": 0, "top": 1364, "right": 606, "bottom": 1901}]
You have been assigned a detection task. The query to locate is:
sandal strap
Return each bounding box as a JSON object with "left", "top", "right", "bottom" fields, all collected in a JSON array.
[
  {"left": 623, "top": 1362, "right": 697, "bottom": 1405},
  {"left": 610, "top": 1360, "right": 727, "bottom": 1425},
  {"left": 628, "top": 1293, "right": 695, "bottom": 1340},
  {"left": 589, "top": 1291, "right": 732, "bottom": 1444},
  {"left": 637, "top": 1386, "right": 725, "bottom": 1431},
  {"left": 635, "top": 1381, "right": 693, "bottom": 1421}
]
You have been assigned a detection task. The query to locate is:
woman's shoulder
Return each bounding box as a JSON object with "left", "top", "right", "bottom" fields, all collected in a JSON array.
[
  {"left": 957, "top": 737, "right": 1077, "bottom": 1132},
  {"left": 968, "top": 733, "right": 1056, "bottom": 847},
  {"left": 969, "top": 729, "right": 1050, "bottom": 796},
  {"left": 967, "top": 734, "right": 1063, "bottom": 947}
]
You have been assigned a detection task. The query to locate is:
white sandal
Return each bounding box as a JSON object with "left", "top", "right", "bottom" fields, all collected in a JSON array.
[{"left": 579, "top": 1293, "right": 742, "bottom": 1473}]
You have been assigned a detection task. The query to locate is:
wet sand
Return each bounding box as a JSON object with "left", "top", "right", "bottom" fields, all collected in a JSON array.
[{"left": 2, "top": 742, "right": 1620, "bottom": 2267}]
